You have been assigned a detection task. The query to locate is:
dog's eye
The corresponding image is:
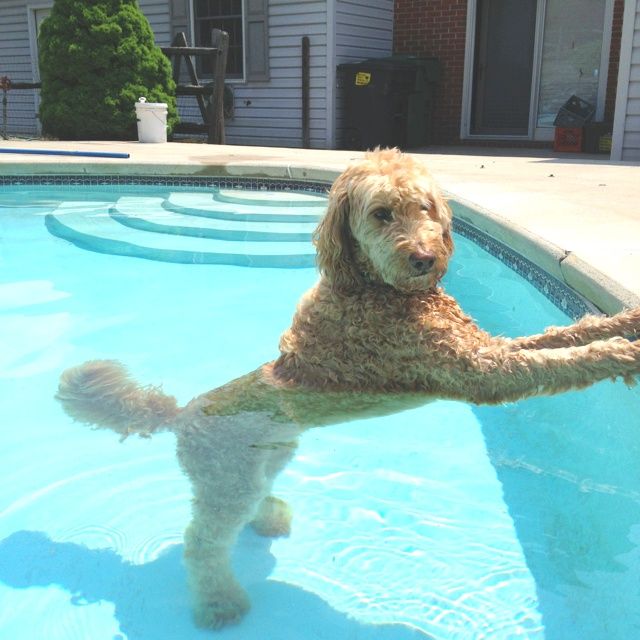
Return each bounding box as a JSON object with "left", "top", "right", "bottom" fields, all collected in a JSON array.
[{"left": 372, "top": 208, "right": 393, "bottom": 222}]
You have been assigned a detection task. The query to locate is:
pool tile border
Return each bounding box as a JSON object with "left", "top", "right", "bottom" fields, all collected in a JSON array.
[
  {"left": 0, "top": 173, "right": 331, "bottom": 193},
  {"left": 1, "top": 174, "right": 596, "bottom": 319},
  {"left": 452, "top": 218, "right": 598, "bottom": 319}
]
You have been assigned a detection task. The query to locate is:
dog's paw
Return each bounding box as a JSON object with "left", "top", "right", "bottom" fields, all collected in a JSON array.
[
  {"left": 613, "top": 306, "right": 640, "bottom": 340},
  {"left": 250, "top": 495, "right": 292, "bottom": 537},
  {"left": 628, "top": 307, "right": 640, "bottom": 339},
  {"left": 193, "top": 585, "right": 250, "bottom": 629}
]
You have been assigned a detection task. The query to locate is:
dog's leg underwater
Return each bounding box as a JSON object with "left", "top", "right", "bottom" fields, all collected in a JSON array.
[{"left": 175, "top": 412, "right": 298, "bottom": 629}]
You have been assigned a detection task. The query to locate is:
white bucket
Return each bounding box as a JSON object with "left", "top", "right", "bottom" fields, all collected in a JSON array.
[{"left": 135, "top": 97, "right": 168, "bottom": 143}]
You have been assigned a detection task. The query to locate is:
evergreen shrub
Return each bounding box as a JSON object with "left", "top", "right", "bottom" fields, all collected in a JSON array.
[{"left": 38, "top": 0, "right": 177, "bottom": 140}]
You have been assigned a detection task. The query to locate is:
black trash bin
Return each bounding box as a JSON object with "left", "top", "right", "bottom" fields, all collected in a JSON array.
[{"left": 338, "top": 55, "right": 440, "bottom": 150}]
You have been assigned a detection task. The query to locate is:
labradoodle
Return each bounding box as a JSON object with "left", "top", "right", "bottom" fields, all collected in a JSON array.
[{"left": 56, "top": 149, "right": 640, "bottom": 629}]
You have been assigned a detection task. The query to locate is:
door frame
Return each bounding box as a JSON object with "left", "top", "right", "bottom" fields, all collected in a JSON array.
[
  {"left": 27, "top": 3, "right": 53, "bottom": 81},
  {"left": 27, "top": 3, "right": 53, "bottom": 133},
  {"left": 460, "top": 0, "right": 613, "bottom": 142}
]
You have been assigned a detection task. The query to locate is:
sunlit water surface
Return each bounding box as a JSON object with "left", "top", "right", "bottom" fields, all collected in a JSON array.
[{"left": 0, "top": 186, "right": 639, "bottom": 640}]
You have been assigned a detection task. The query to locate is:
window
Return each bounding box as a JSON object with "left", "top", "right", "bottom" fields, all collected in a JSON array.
[{"left": 194, "top": 0, "right": 243, "bottom": 79}]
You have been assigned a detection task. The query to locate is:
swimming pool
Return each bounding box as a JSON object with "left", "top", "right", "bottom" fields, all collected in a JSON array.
[{"left": 1, "top": 180, "right": 639, "bottom": 640}]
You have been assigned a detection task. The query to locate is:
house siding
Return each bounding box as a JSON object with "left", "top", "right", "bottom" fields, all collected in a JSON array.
[
  {"left": 334, "top": 0, "right": 394, "bottom": 148},
  {"left": 623, "top": 2, "right": 640, "bottom": 159},
  {"left": 140, "top": 0, "right": 172, "bottom": 45},
  {"left": 222, "top": 0, "right": 329, "bottom": 148},
  {"left": 222, "top": 0, "right": 394, "bottom": 149},
  {"left": 612, "top": 0, "right": 640, "bottom": 160},
  {"left": 0, "top": 0, "right": 38, "bottom": 135}
]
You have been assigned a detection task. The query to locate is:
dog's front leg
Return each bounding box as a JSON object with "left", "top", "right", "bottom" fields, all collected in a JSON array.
[
  {"left": 430, "top": 338, "right": 640, "bottom": 404},
  {"left": 506, "top": 307, "right": 640, "bottom": 350}
]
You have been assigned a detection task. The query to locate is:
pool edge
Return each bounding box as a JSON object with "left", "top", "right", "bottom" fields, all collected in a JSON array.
[{"left": 448, "top": 192, "right": 640, "bottom": 315}]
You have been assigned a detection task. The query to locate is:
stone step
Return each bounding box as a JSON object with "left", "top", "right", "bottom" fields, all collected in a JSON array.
[
  {"left": 45, "top": 202, "right": 316, "bottom": 268},
  {"left": 113, "top": 197, "right": 317, "bottom": 242},
  {"left": 165, "top": 192, "right": 325, "bottom": 223},
  {"left": 214, "top": 187, "right": 328, "bottom": 208}
]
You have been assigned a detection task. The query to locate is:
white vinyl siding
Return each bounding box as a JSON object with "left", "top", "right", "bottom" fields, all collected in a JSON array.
[
  {"left": 140, "top": 0, "right": 172, "bottom": 45},
  {"left": 223, "top": 0, "right": 329, "bottom": 148},
  {"left": 612, "top": 0, "right": 640, "bottom": 160},
  {"left": 625, "top": 8, "right": 640, "bottom": 158},
  {"left": 0, "top": 1, "right": 39, "bottom": 135}
]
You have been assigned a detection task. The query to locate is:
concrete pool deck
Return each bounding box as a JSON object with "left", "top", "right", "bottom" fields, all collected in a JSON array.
[{"left": 1, "top": 139, "right": 638, "bottom": 314}]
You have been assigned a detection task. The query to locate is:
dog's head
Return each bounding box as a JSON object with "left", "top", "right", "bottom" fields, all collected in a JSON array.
[{"left": 314, "top": 148, "right": 453, "bottom": 294}]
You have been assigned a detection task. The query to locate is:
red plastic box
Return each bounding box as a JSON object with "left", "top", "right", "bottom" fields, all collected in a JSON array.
[{"left": 554, "top": 127, "right": 583, "bottom": 152}]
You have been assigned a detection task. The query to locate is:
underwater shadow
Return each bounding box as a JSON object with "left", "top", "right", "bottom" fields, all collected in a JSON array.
[
  {"left": 0, "top": 529, "right": 431, "bottom": 640},
  {"left": 472, "top": 393, "right": 640, "bottom": 640}
]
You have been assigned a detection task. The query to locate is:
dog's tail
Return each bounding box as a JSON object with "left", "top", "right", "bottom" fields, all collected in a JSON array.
[{"left": 56, "top": 360, "right": 179, "bottom": 439}]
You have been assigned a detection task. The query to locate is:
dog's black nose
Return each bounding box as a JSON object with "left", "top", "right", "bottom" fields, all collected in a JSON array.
[{"left": 409, "top": 250, "right": 436, "bottom": 274}]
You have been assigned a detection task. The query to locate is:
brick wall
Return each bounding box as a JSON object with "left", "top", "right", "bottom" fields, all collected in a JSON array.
[{"left": 394, "top": 0, "right": 468, "bottom": 144}]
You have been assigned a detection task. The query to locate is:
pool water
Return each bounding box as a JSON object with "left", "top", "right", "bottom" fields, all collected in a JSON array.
[{"left": 0, "top": 186, "right": 639, "bottom": 640}]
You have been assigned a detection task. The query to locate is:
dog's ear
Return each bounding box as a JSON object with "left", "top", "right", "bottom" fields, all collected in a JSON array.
[
  {"left": 443, "top": 228, "right": 454, "bottom": 256},
  {"left": 313, "top": 173, "right": 362, "bottom": 291},
  {"left": 439, "top": 198, "right": 454, "bottom": 257}
]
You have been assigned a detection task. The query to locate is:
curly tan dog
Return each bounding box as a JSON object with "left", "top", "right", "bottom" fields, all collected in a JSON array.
[{"left": 57, "top": 149, "right": 640, "bottom": 629}]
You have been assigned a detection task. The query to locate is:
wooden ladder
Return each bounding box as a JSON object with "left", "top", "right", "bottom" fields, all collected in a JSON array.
[{"left": 161, "top": 29, "right": 229, "bottom": 144}]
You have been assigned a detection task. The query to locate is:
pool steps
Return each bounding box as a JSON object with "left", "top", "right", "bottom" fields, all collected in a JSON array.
[
  {"left": 114, "top": 197, "right": 318, "bottom": 242},
  {"left": 165, "top": 192, "right": 323, "bottom": 223},
  {"left": 44, "top": 190, "right": 326, "bottom": 268},
  {"left": 213, "top": 188, "right": 328, "bottom": 207}
]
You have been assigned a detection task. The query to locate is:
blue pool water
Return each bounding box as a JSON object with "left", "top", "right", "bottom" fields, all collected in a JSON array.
[{"left": 0, "top": 184, "right": 639, "bottom": 640}]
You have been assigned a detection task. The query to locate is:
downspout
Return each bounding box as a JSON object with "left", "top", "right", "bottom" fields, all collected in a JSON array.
[
  {"left": 325, "top": 0, "right": 336, "bottom": 149},
  {"left": 302, "top": 36, "right": 310, "bottom": 148}
]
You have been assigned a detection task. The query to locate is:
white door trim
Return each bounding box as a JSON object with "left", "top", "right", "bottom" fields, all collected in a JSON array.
[
  {"left": 596, "top": 0, "right": 615, "bottom": 122},
  {"left": 26, "top": 3, "right": 53, "bottom": 134},
  {"left": 26, "top": 3, "right": 53, "bottom": 82}
]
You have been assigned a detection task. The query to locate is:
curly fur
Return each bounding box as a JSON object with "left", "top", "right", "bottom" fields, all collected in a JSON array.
[{"left": 56, "top": 149, "right": 640, "bottom": 630}]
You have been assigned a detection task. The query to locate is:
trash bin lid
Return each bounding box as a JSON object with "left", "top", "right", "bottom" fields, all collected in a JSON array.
[{"left": 338, "top": 56, "right": 440, "bottom": 85}]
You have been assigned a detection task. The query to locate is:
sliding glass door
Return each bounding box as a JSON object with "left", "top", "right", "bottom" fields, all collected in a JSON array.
[{"left": 536, "top": 0, "right": 607, "bottom": 127}]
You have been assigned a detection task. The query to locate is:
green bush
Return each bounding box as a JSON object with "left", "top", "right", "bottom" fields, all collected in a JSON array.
[{"left": 38, "top": 0, "right": 177, "bottom": 140}]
